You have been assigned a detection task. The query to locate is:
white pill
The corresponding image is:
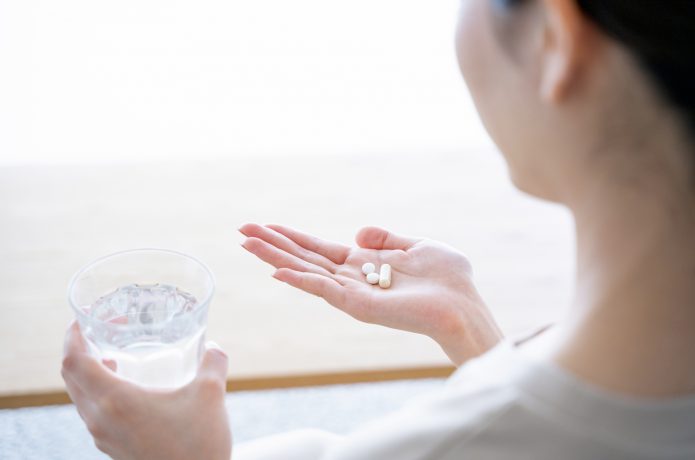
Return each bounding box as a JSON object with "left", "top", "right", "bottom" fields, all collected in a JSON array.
[
  {"left": 366, "top": 272, "right": 380, "bottom": 285},
  {"left": 361, "top": 262, "right": 376, "bottom": 275},
  {"left": 379, "top": 264, "right": 392, "bottom": 289}
]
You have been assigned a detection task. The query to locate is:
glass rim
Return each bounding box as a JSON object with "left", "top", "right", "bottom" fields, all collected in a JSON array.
[{"left": 67, "top": 248, "right": 215, "bottom": 329}]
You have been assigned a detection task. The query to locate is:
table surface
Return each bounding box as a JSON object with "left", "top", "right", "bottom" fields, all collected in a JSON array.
[{"left": 0, "top": 150, "right": 574, "bottom": 407}]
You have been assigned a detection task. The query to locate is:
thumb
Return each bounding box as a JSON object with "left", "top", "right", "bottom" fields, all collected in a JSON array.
[
  {"left": 195, "top": 341, "right": 229, "bottom": 392},
  {"left": 356, "top": 226, "right": 420, "bottom": 250}
]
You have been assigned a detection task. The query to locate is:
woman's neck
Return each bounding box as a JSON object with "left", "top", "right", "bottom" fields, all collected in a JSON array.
[{"left": 549, "top": 159, "right": 695, "bottom": 397}]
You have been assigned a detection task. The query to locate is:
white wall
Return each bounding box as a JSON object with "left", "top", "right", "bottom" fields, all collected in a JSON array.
[{"left": 0, "top": 0, "right": 492, "bottom": 165}]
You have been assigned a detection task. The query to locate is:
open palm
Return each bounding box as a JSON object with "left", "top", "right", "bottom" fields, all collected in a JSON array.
[{"left": 239, "top": 223, "right": 502, "bottom": 364}]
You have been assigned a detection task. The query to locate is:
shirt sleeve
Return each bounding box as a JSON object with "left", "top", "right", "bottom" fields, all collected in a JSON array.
[
  {"left": 232, "top": 344, "right": 519, "bottom": 460},
  {"left": 232, "top": 382, "right": 515, "bottom": 460},
  {"left": 233, "top": 429, "right": 344, "bottom": 460}
]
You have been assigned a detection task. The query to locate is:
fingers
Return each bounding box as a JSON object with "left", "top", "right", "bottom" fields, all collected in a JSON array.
[
  {"left": 194, "top": 342, "right": 228, "bottom": 395},
  {"left": 241, "top": 237, "right": 333, "bottom": 276},
  {"left": 355, "top": 227, "right": 420, "bottom": 251},
  {"left": 62, "top": 322, "right": 119, "bottom": 395},
  {"left": 63, "top": 321, "right": 88, "bottom": 356},
  {"left": 239, "top": 223, "right": 337, "bottom": 272},
  {"left": 273, "top": 268, "right": 347, "bottom": 308},
  {"left": 264, "top": 224, "right": 350, "bottom": 264},
  {"left": 63, "top": 371, "right": 90, "bottom": 413}
]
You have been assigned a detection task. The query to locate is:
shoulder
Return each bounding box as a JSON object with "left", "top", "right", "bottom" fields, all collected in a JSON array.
[{"left": 322, "top": 342, "right": 529, "bottom": 460}]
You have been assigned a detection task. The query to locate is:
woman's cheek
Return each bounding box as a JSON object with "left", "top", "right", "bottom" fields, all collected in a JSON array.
[
  {"left": 456, "top": 0, "right": 499, "bottom": 119},
  {"left": 455, "top": 1, "right": 482, "bottom": 91},
  {"left": 458, "top": 7, "right": 502, "bottom": 153}
]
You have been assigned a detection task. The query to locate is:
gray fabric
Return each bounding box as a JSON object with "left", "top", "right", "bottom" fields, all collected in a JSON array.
[
  {"left": 232, "top": 342, "right": 695, "bottom": 460},
  {"left": 0, "top": 379, "right": 445, "bottom": 460}
]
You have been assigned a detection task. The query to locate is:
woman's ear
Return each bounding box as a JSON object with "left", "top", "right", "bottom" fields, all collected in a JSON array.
[{"left": 539, "top": 0, "right": 591, "bottom": 103}]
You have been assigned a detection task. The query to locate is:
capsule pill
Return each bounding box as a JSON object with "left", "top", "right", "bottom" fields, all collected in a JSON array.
[
  {"left": 361, "top": 262, "right": 376, "bottom": 275},
  {"left": 379, "top": 264, "right": 392, "bottom": 289},
  {"left": 366, "top": 272, "right": 380, "bottom": 285}
]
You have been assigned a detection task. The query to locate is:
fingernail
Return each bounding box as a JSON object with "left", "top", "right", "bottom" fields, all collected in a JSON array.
[
  {"left": 206, "top": 341, "right": 223, "bottom": 351},
  {"left": 206, "top": 341, "right": 227, "bottom": 358},
  {"left": 102, "top": 358, "right": 118, "bottom": 372}
]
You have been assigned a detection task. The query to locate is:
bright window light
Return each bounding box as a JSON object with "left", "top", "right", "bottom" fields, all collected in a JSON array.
[{"left": 0, "top": 0, "right": 492, "bottom": 164}]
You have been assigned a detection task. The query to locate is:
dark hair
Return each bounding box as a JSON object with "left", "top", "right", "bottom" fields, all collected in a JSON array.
[
  {"left": 504, "top": 1, "right": 695, "bottom": 134},
  {"left": 575, "top": 1, "right": 695, "bottom": 133}
]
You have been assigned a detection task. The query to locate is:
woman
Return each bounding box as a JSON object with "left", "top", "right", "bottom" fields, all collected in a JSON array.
[{"left": 62, "top": 0, "right": 695, "bottom": 458}]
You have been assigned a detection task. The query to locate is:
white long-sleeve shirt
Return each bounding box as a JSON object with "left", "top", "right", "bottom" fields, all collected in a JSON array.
[{"left": 234, "top": 341, "right": 695, "bottom": 459}]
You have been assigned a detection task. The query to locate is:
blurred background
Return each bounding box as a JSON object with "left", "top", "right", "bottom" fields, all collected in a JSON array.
[
  {"left": 1, "top": 0, "right": 491, "bottom": 162},
  {"left": 0, "top": 0, "right": 574, "bottom": 405}
]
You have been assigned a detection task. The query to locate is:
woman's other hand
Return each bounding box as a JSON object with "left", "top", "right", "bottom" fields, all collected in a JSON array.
[
  {"left": 240, "top": 223, "right": 503, "bottom": 365},
  {"left": 61, "top": 322, "right": 232, "bottom": 460}
]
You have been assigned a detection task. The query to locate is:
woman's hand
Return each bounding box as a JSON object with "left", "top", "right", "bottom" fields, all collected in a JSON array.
[
  {"left": 239, "top": 224, "right": 503, "bottom": 365},
  {"left": 61, "top": 322, "right": 232, "bottom": 460}
]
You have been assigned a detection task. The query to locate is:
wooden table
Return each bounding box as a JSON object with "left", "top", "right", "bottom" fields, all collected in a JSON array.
[{"left": 0, "top": 150, "right": 574, "bottom": 408}]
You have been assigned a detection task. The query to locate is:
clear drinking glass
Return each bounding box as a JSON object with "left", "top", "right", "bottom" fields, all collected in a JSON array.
[{"left": 68, "top": 249, "right": 215, "bottom": 388}]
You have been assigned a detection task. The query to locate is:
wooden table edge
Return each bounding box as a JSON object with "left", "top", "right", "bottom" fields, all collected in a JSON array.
[{"left": 0, "top": 365, "right": 456, "bottom": 409}]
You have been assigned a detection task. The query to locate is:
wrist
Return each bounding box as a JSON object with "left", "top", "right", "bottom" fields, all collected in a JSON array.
[{"left": 436, "top": 302, "right": 504, "bottom": 366}]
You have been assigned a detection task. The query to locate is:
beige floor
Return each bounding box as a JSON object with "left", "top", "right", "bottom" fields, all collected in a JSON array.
[{"left": 0, "top": 150, "right": 574, "bottom": 400}]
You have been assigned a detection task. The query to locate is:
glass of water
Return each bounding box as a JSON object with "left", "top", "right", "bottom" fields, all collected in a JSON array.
[{"left": 68, "top": 249, "right": 215, "bottom": 389}]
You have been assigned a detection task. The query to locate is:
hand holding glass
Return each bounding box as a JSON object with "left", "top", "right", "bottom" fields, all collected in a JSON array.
[{"left": 68, "top": 249, "right": 215, "bottom": 388}]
